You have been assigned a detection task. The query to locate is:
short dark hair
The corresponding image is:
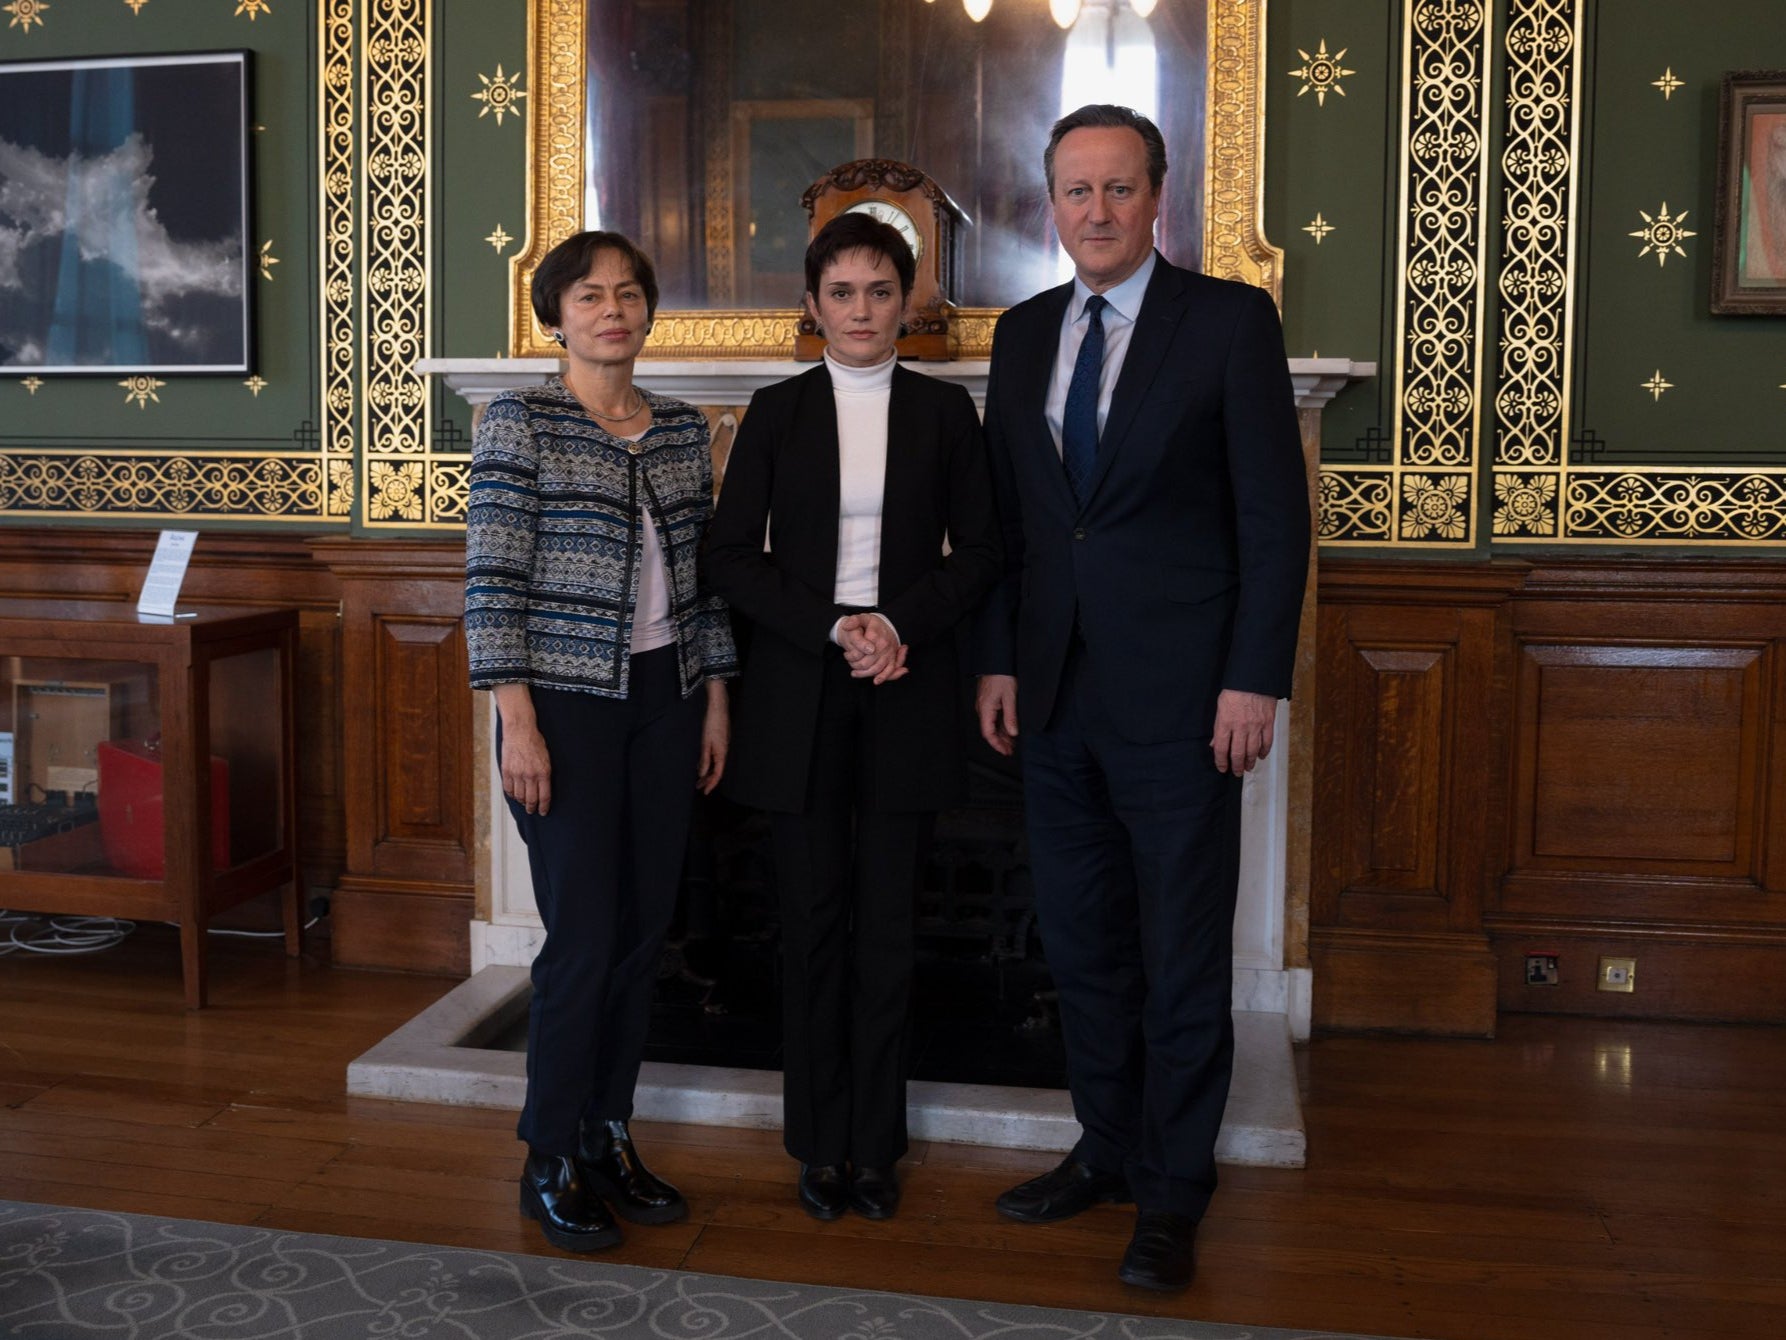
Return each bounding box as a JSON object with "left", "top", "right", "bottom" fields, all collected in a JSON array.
[
  {"left": 1043, "top": 104, "right": 1168, "bottom": 196},
  {"left": 803, "top": 211, "right": 916, "bottom": 300},
  {"left": 531, "top": 230, "right": 660, "bottom": 328}
]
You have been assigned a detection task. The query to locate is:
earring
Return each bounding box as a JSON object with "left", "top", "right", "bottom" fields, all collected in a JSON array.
[{"left": 550, "top": 330, "right": 566, "bottom": 347}]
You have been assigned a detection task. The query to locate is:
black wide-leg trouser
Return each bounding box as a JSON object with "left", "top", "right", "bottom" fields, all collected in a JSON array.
[
  {"left": 771, "top": 649, "right": 933, "bottom": 1170},
  {"left": 506, "top": 646, "right": 704, "bottom": 1156}
]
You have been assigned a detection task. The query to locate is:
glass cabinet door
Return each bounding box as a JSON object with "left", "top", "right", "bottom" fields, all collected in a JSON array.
[{"left": 0, "top": 655, "right": 161, "bottom": 877}]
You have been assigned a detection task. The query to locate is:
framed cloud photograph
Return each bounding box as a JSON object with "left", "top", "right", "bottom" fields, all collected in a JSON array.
[
  {"left": 1711, "top": 69, "right": 1786, "bottom": 315},
  {"left": 0, "top": 50, "right": 254, "bottom": 374}
]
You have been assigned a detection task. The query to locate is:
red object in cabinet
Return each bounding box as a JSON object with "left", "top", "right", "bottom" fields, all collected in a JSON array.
[{"left": 98, "top": 740, "right": 230, "bottom": 880}]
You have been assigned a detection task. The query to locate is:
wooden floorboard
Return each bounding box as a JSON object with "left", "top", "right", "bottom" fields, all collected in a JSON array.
[{"left": 1, "top": 927, "right": 1782, "bottom": 1339}]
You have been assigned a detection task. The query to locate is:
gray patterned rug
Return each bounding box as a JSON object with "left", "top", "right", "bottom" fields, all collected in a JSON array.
[{"left": 0, "top": 1201, "right": 1395, "bottom": 1340}]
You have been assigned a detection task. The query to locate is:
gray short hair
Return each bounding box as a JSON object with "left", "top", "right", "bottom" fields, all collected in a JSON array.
[{"left": 1043, "top": 104, "right": 1168, "bottom": 195}]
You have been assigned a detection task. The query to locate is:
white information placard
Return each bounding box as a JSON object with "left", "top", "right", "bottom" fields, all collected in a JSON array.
[{"left": 136, "top": 529, "right": 199, "bottom": 618}]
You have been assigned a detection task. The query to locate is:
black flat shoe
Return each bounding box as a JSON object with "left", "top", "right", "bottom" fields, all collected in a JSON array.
[
  {"left": 797, "top": 1163, "right": 849, "bottom": 1221},
  {"left": 995, "top": 1154, "right": 1132, "bottom": 1223},
  {"left": 519, "top": 1151, "right": 621, "bottom": 1251},
  {"left": 847, "top": 1164, "right": 900, "bottom": 1220},
  {"left": 578, "top": 1119, "right": 687, "bottom": 1225},
  {"left": 1118, "top": 1210, "right": 1198, "bottom": 1291}
]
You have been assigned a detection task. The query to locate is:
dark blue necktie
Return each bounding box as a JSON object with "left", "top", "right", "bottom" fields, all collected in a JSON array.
[{"left": 1061, "top": 294, "right": 1108, "bottom": 504}]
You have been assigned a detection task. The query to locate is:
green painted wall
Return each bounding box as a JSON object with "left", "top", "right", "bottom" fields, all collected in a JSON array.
[
  {"left": 1576, "top": 4, "right": 1786, "bottom": 459},
  {"left": 1264, "top": 0, "right": 1786, "bottom": 551}
]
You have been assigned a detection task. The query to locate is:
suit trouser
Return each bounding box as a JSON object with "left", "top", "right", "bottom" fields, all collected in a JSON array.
[
  {"left": 506, "top": 646, "right": 705, "bottom": 1155},
  {"left": 1021, "top": 643, "right": 1243, "bottom": 1221},
  {"left": 770, "top": 649, "right": 934, "bottom": 1168}
]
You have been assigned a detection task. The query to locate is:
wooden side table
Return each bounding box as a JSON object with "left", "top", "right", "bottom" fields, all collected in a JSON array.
[{"left": 0, "top": 599, "right": 299, "bottom": 1007}]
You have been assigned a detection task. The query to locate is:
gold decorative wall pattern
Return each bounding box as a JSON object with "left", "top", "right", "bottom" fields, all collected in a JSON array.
[
  {"left": 322, "top": 0, "right": 358, "bottom": 519},
  {"left": 361, "top": 0, "right": 460, "bottom": 529},
  {"left": 1320, "top": 0, "right": 1496, "bottom": 545},
  {"left": 1487, "top": 0, "right": 1579, "bottom": 540}
]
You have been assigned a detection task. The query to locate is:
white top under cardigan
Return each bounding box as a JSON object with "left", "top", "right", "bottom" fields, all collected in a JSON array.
[
  {"left": 823, "top": 349, "right": 898, "bottom": 643},
  {"left": 624, "top": 425, "right": 676, "bottom": 655}
]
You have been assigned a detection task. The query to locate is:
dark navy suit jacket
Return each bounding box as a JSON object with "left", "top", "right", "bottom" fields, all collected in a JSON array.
[{"left": 976, "top": 255, "right": 1309, "bottom": 743}]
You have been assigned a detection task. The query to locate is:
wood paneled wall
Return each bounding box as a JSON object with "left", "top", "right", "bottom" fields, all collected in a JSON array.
[
  {"left": 1315, "top": 559, "right": 1786, "bottom": 1033},
  {"left": 0, "top": 529, "right": 472, "bottom": 979}
]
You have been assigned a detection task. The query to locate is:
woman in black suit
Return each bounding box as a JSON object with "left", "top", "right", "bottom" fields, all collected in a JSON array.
[{"left": 704, "top": 213, "right": 1001, "bottom": 1221}]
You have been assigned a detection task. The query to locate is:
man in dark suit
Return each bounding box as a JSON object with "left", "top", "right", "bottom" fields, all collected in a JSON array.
[{"left": 975, "top": 104, "right": 1309, "bottom": 1291}]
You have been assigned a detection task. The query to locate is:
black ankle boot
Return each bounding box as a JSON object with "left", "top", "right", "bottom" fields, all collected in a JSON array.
[
  {"left": 519, "top": 1151, "right": 621, "bottom": 1251},
  {"left": 577, "top": 1119, "right": 687, "bottom": 1224}
]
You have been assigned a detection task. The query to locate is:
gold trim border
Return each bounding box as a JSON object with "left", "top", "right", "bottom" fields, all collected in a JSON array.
[
  {"left": 1205, "top": 0, "right": 1285, "bottom": 302},
  {"left": 361, "top": 0, "right": 450, "bottom": 528},
  {"left": 321, "top": 0, "right": 356, "bottom": 519},
  {"left": 514, "top": 0, "right": 1274, "bottom": 359},
  {"left": 1321, "top": 0, "right": 1495, "bottom": 547},
  {"left": 0, "top": 451, "right": 327, "bottom": 518},
  {"left": 1489, "top": 0, "right": 1581, "bottom": 544}
]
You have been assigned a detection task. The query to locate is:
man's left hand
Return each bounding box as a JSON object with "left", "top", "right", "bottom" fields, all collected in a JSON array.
[{"left": 1211, "top": 689, "right": 1277, "bottom": 775}]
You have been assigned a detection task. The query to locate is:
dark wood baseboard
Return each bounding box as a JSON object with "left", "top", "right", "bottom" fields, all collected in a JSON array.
[
  {"left": 329, "top": 878, "right": 472, "bottom": 976},
  {"left": 1311, "top": 928, "right": 1498, "bottom": 1036},
  {"left": 1490, "top": 920, "right": 1786, "bottom": 1022}
]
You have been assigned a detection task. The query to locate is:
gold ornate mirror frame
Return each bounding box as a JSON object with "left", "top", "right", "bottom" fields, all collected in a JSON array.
[{"left": 510, "top": 0, "right": 1279, "bottom": 360}]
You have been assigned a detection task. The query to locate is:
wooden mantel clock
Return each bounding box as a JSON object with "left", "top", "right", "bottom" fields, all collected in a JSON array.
[{"left": 795, "top": 159, "right": 969, "bottom": 362}]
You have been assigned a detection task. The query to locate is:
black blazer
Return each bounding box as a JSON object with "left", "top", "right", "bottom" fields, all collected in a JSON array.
[
  {"left": 705, "top": 363, "right": 1002, "bottom": 813},
  {"left": 976, "top": 256, "right": 1310, "bottom": 743}
]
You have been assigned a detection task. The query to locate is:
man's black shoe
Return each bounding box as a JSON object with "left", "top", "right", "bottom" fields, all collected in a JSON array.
[
  {"left": 519, "top": 1151, "right": 622, "bottom": 1251},
  {"left": 995, "top": 1155, "right": 1131, "bottom": 1223},
  {"left": 797, "top": 1163, "right": 849, "bottom": 1221},
  {"left": 847, "top": 1165, "right": 900, "bottom": 1220},
  {"left": 577, "top": 1119, "right": 687, "bottom": 1224},
  {"left": 1117, "top": 1211, "right": 1198, "bottom": 1291}
]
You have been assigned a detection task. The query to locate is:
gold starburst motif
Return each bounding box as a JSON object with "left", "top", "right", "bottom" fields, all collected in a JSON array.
[
  {"left": 471, "top": 65, "right": 527, "bottom": 126},
  {"left": 1641, "top": 370, "right": 1673, "bottom": 402},
  {"left": 123, "top": 0, "right": 148, "bottom": 13},
  {"left": 21, "top": 376, "right": 44, "bottom": 395},
  {"left": 1302, "top": 212, "right": 1335, "bottom": 244},
  {"left": 1400, "top": 474, "right": 1470, "bottom": 541},
  {"left": 234, "top": 0, "right": 270, "bottom": 19},
  {"left": 1493, "top": 472, "right": 1558, "bottom": 537},
  {"left": 1630, "top": 203, "right": 1696, "bottom": 267},
  {"left": 369, "top": 461, "right": 424, "bottom": 522},
  {"left": 258, "top": 239, "right": 280, "bottom": 281},
  {"left": 485, "top": 224, "right": 513, "bottom": 254},
  {"left": 1652, "top": 68, "right": 1683, "bottom": 100},
  {"left": 243, "top": 375, "right": 268, "bottom": 396},
  {"left": 119, "top": 376, "right": 165, "bottom": 409},
  {"left": 5, "top": 0, "right": 48, "bottom": 31},
  {"left": 1289, "top": 39, "right": 1354, "bottom": 107}
]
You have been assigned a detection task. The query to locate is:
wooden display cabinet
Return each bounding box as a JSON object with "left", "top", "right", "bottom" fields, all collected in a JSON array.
[{"left": 0, "top": 600, "right": 300, "bottom": 1007}]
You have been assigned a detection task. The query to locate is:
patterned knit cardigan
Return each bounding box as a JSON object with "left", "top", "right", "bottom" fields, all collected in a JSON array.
[{"left": 465, "top": 380, "right": 737, "bottom": 699}]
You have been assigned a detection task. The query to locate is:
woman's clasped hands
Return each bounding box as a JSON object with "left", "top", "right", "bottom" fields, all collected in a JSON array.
[{"left": 837, "top": 612, "right": 908, "bottom": 685}]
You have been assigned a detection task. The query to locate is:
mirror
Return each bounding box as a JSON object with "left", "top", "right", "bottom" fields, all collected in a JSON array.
[
  {"left": 513, "top": 0, "right": 1274, "bottom": 358},
  {"left": 587, "top": 0, "right": 1207, "bottom": 310}
]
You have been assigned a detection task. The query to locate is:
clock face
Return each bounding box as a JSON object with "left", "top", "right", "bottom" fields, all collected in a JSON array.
[{"left": 842, "top": 199, "right": 924, "bottom": 265}]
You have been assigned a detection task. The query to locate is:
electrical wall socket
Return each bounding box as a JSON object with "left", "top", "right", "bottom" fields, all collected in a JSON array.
[{"left": 1597, "top": 956, "right": 1637, "bottom": 993}]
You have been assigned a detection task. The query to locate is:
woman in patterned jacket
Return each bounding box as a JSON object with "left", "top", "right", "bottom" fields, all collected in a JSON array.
[{"left": 465, "top": 231, "right": 736, "bottom": 1253}]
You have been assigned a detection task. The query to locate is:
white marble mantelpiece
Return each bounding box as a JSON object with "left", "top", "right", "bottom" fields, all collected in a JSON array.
[{"left": 416, "top": 356, "right": 1374, "bottom": 415}]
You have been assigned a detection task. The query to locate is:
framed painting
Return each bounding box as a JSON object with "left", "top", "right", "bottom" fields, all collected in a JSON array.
[
  {"left": 0, "top": 51, "right": 254, "bottom": 374},
  {"left": 1710, "top": 70, "right": 1786, "bottom": 316}
]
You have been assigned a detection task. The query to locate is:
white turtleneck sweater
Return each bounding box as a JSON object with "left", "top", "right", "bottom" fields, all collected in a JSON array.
[{"left": 825, "top": 349, "right": 897, "bottom": 643}]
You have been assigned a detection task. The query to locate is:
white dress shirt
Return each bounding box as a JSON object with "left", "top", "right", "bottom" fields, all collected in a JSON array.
[{"left": 1044, "top": 249, "right": 1159, "bottom": 457}]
